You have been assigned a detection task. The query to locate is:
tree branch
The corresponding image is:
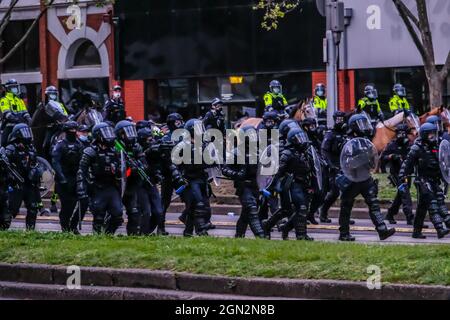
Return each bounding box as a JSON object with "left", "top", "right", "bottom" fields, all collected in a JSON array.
[
  {"left": 392, "top": 0, "right": 430, "bottom": 66},
  {"left": 0, "top": 0, "right": 20, "bottom": 37},
  {"left": 0, "top": 0, "right": 55, "bottom": 65},
  {"left": 440, "top": 51, "right": 450, "bottom": 81},
  {"left": 393, "top": 0, "right": 420, "bottom": 28},
  {"left": 416, "top": 0, "right": 435, "bottom": 63}
]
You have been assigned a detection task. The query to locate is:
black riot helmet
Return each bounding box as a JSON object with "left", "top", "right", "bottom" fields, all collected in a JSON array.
[
  {"left": 137, "top": 127, "right": 153, "bottom": 148},
  {"left": 211, "top": 98, "right": 224, "bottom": 112},
  {"left": 166, "top": 113, "right": 184, "bottom": 132},
  {"left": 92, "top": 122, "right": 116, "bottom": 147},
  {"left": 269, "top": 80, "right": 282, "bottom": 95},
  {"left": 115, "top": 120, "right": 138, "bottom": 147},
  {"left": 301, "top": 117, "right": 317, "bottom": 136},
  {"left": 426, "top": 115, "right": 443, "bottom": 135},
  {"left": 315, "top": 83, "right": 326, "bottom": 98},
  {"left": 419, "top": 123, "right": 438, "bottom": 146},
  {"left": 395, "top": 124, "right": 410, "bottom": 145},
  {"left": 8, "top": 123, "right": 33, "bottom": 144},
  {"left": 184, "top": 119, "right": 205, "bottom": 138},
  {"left": 279, "top": 119, "right": 296, "bottom": 139},
  {"left": 262, "top": 111, "right": 278, "bottom": 130},
  {"left": 333, "top": 111, "right": 347, "bottom": 131},
  {"left": 62, "top": 121, "right": 79, "bottom": 142},
  {"left": 287, "top": 128, "right": 310, "bottom": 151},
  {"left": 348, "top": 114, "right": 373, "bottom": 138}
]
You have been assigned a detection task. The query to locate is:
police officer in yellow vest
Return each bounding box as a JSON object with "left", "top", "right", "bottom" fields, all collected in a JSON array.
[
  {"left": 0, "top": 79, "right": 32, "bottom": 146},
  {"left": 357, "top": 85, "right": 384, "bottom": 122},
  {"left": 389, "top": 83, "right": 410, "bottom": 115},
  {"left": 313, "top": 83, "right": 327, "bottom": 124},
  {"left": 264, "top": 80, "right": 288, "bottom": 116}
]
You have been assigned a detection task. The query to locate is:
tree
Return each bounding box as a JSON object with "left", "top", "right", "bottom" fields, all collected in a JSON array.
[
  {"left": 255, "top": 0, "right": 450, "bottom": 109},
  {"left": 0, "top": 0, "right": 114, "bottom": 66},
  {"left": 392, "top": 0, "right": 450, "bottom": 108}
]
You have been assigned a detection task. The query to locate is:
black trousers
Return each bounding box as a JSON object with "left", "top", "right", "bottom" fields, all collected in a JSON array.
[
  {"left": 123, "top": 183, "right": 141, "bottom": 236},
  {"left": 138, "top": 185, "right": 163, "bottom": 235},
  {"left": 56, "top": 181, "right": 88, "bottom": 232},
  {"left": 414, "top": 180, "right": 448, "bottom": 233},
  {"left": 8, "top": 184, "right": 40, "bottom": 230},
  {"left": 90, "top": 185, "right": 123, "bottom": 234},
  {"left": 181, "top": 180, "right": 211, "bottom": 235},
  {"left": 339, "top": 178, "right": 387, "bottom": 235},
  {"left": 236, "top": 185, "right": 264, "bottom": 238},
  {"left": 0, "top": 190, "right": 10, "bottom": 230},
  {"left": 320, "top": 171, "right": 340, "bottom": 218},
  {"left": 387, "top": 178, "right": 413, "bottom": 219}
]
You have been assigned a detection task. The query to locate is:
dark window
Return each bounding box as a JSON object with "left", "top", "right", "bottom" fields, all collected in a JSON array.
[
  {"left": 1, "top": 20, "right": 40, "bottom": 73},
  {"left": 73, "top": 41, "right": 101, "bottom": 67}
]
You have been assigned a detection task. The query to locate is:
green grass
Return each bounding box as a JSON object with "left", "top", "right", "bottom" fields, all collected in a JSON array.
[{"left": 0, "top": 231, "right": 448, "bottom": 285}]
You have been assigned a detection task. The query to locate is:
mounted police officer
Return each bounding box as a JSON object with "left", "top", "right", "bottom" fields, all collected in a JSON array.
[
  {"left": 319, "top": 111, "right": 347, "bottom": 223},
  {"left": 389, "top": 84, "right": 410, "bottom": 115},
  {"left": 313, "top": 83, "right": 327, "bottom": 125},
  {"left": 203, "top": 98, "right": 225, "bottom": 135},
  {"left": 264, "top": 129, "right": 316, "bottom": 240},
  {"left": 4, "top": 124, "right": 42, "bottom": 230},
  {"left": 337, "top": 114, "right": 396, "bottom": 241},
  {"left": 357, "top": 85, "right": 384, "bottom": 123},
  {"left": 103, "top": 85, "right": 126, "bottom": 125},
  {"left": 51, "top": 121, "right": 87, "bottom": 233},
  {"left": 264, "top": 80, "right": 288, "bottom": 116},
  {"left": 1, "top": 79, "right": 32, "bottom": 146},
  {"left": 380, "top": 124, "right": 414, "bottom": 225},
  {"left": 399, "top": 123, "right": 450, "bottom": 239},
  {"left": 77, "top": 123, "right": 123, "bottom": 234},
  {"left": 222, "top": 126, "right": 266, "bottom": 238}
]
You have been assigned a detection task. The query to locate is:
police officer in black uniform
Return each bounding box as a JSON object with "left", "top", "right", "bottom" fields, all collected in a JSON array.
[
  {"left": 0, "top": 146, "right": 21, "bottom": 230},
  {"left": 173, "top": 119, "right": 214, "bottom": 236},
  {"left": 319, "top": 111, "right": 347, "bottom": 223},
  {"left": 380, "top": 124, "right": 414, "bottom": 225},
  {"left": 103, "top": 85, "right": 126, "bottom": 125},
  {"left": 51, "top": 121, "right": 87, "bottom": 232},
  {"left": 77, "top": 123, "right": 123, "bottom": 234},
  {"left": 265, "top": 129, "right": 316, "bottom": 241},
  {"left": 115, "top": 120, "right": 149, "bottom": 236},
  {"left": 203, "top": 98, "right": 225, "bottom": 134},
  {"left": 399, "top": 123, "right": 450, "bottom": 239},
  {"left": 5, "top": 124, "right": 42, "bottom": 230},
  {"left": 338, "top": 114, "right": 396, "bottom": 241},
  {"left": 222, "top": 126, "right": 266, "bottom": 238}
]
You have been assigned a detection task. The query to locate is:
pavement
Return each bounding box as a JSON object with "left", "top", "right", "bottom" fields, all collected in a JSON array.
[{"left": 10, "top": 209, "right": 450, "bottom": 245}]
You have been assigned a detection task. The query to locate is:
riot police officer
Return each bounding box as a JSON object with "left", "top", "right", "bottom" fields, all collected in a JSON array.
[
  {"left": 5, "top": 124, "right": 42, "bottom": 230},
  {"left": 264, "top": 80, "right": 288, "bottom": 115},
  {"left": 426, "top": 115, "right": 444, "bottom": 138},
  {"left": 1, "top": 79, "right": 32, "bottom": 146},
  {"left": 399, "top": 123, "right": 450, "bottom": 239},
  {"left": 222, "top": 126, "right": 266, "bottom": 238},
  {"left": 357, "top": 85, "right": 384, "bottom": 122},
  {"left": 313, "top": 83, "right": 327, "bottom": 125},
  {"left": 338, "top": 114, "right": 396, "bottom": 241},
  {"left": 319, "top": 111, "right": 347, "bottom": 223},
  {"left": 301, "top": 117, "right": 322, "bottom": 152},
  {"left": 51, "top": 121, "right": 87, "bottom": 232},
  {"left": 265, "top": 129, "right": 316, "bottom": 240},
  {"left": 77, "top": 123, "right": 123, "bottom": 234},
  {"left": 203, "top": 98, "right": 225, "bottom": 134},
  {"left": 389, "top": 84, "right": 410, "bottom": 114},
  {"left": 380, "top": 124, "right": 414, "bottom": 225},
  {"left": 103, "top": 85, "right": 126, "bottom": 125},
  {"left": 173, "top": 119, "right": 214, "bottom": 236},
  {"left": 0, "top": 146, "right": 22, "bottom": 230},
  {"left": 258, "top": 111, "right": 278, "bottom": 131},
  {"left": 115, "top": 120, "right": 148, "bottom": 236}
]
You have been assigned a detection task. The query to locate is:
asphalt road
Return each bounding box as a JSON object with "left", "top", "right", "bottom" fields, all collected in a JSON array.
[{"left": 9, "top": 211, "right": 450, "bottom": 245}]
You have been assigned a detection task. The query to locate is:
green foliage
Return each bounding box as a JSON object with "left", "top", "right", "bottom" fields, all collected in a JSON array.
[
  {"left": 0, "top": 231, "right": 448, "bottom": 285},
  {"left": 253, "top": 0, "right": 301, "bottom": 30}
]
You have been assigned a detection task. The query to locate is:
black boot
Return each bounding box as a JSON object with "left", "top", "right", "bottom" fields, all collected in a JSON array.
[
  {"left": 339, "top": 233, "right": 355, "bottom": 241},
  {"left": 406, "top": 215, "right": 414, "bottom": 226},
  {"left": 235, "top": 216, "right": 248, "bottom": 238},
  {"left": 248, "top": 207, "right": 265, "bottom": 238},
  {"left": 293, "top": 212, "right": 313, "bottom": 241},
  {"left": 412, "top": 230, "right": 426, "bottom": 239},
  {"left": 319, "top": 207, "right": 332, "bottom": 223},
  {"left": 157, "top": 224, "right": 169, "bottom": 236},
  {"left": 437, "top": 228, "right": 450, "bottom": 239},
  {"left": 377, "top": 225, "right": 396, "bottom": 241},
  {"left": 307, "top": 213, "right": 319, "bottom": 225},
  {"left": 262, "top": 209, "right": 286, "bottom": 233},
  {"left": 385, "top": 212, "right": 397, "bottom": 224}
]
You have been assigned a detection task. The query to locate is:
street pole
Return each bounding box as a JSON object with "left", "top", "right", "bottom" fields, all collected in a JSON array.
[{"left": 326, "top": 29, "right": 337, "bottom": 128}]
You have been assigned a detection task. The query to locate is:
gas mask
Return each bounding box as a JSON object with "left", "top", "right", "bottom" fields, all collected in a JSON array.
[
  {"left": 49, "top": 94, "right": 58, "bottom": 101},
  {"left": 66, "top": 130, "right": 77, "bottom": 142}
]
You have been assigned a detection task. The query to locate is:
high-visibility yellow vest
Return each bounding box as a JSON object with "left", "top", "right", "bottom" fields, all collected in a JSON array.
[
  {"left": 0, "top": 92, "right": 28, "bottom": 114},
  {"left": 389, "top": 95, "right": 410, "bottom": 112},
  {"left": 263, "top": 92, "right": 288, "bottom": 110},
  {"left": 313, "top": 96, "right": 327, "bottom": 110}
]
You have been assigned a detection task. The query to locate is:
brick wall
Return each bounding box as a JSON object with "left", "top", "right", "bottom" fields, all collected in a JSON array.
[
  {"left": 311, "top": 70, "right": 355, "bottom": 112},
  {"left": 123, "top": 80, "right": 145, "bottom": 121}
]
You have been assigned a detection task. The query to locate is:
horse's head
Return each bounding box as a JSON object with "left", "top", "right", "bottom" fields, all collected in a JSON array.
[
  {"left": 404, "top": 111, "right": 420, "bottom": 137},
  {"left": 298, "top": 99, "right": 317, "bottom": 121}
]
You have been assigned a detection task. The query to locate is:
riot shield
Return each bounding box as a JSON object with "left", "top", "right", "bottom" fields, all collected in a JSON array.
[
  {"left": 257, "top": 144, "right": 279, "bottom": 190},
  {"left": 37, "top": 157, "right": 55, "bottom": 198},
  {"left": 45, "top": 101, "right": 68, "bottom": 122},
  {"left": 85, "top": 109, "right": 103, "bottom": 127},
  {"left": 340, "top": 138, "right": 378, "bottom": 182},
  {"left": 407, "top": 112, "right": 420, "bottom": 132},
  {"left": 204, "top": 142, "right": 222, "bottom": 187},
  {"left": 309, "top": 147, "right": 323, "bottom": 191},
  {"left": 439, "top": 139, "right": 450, "bottom": 184}
]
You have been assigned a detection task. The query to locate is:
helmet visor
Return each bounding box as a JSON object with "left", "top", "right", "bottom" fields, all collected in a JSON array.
[
  {"left": 87, "top": 110, "right": 102, "bottom": 126},
  {"left": 355, "top": 118, "right": 373, "bottom": 132},
  {"left": 366, "top": 88, "right": 378, "bottom": 99},
  {"left": 271, "top": 85, "right": 282, "bottom": 94},
  {"left": 407, "top": 113, "right": 420, "bottom": 132},
  {"left": 395, "top": 87, "right": 406, "bottom": 97},
  {"left": 99, "top": 126, "right": 116, "bottom": 140},
  {"left": 19, "top": 127, "right": 33, "bottom": 140},
  {"left": 123, "top": 125, "right": 137, "bottom": 140},
  {"left": 293, "top": 131, "right": 309, "bottom": 145}
]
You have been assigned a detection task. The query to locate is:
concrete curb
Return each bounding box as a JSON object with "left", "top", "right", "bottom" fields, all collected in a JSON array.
[{"left": 0, "top": 263, "right": 448, "bottom": 300}]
